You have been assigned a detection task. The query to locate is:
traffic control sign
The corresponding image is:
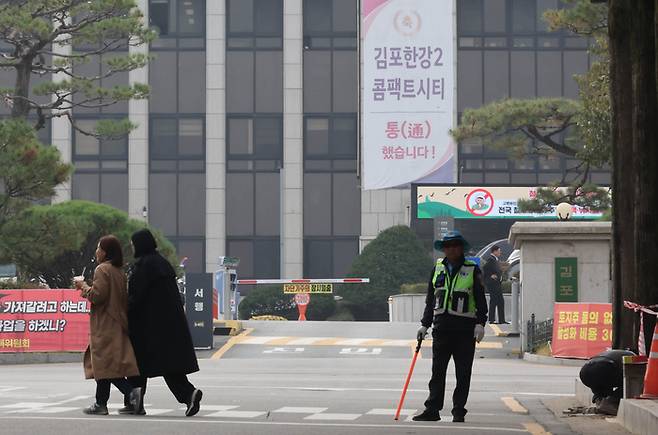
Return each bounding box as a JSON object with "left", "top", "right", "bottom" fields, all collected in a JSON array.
[
  {"left": 284, "top": 283, "right": 333, "bottom": 294},
  {"left": 294, "top": 293, "right": 310, "bottom": 306}
]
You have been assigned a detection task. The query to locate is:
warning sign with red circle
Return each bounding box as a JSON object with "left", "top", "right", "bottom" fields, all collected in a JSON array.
[
  {"left": 294, "top": 293, "right": 310, "bottom": 306},
  {"left": 466, "top": 189, "right": 494, "bottom": 217}
]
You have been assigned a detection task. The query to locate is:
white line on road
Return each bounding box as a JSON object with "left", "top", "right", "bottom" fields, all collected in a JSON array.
[
  {"left": 0, "top": 415, "right": 530, "bottom": 432},
  {"left": 367, "top": 408, "right": 417, "bottom": 416},
  {"left": 205, "top": 410, "right": 267, "bottom": 418},
  {"left": 273, "top": 407, "right": 328, "bottom": 414},
  {"left": 304, "top": 413, "right": 361, "bottom": 421},
  {"left": 339, "top": 348, "right": 382, "bottom": 355},
  {"left": 167, "top": 384, "right": 572, "bottom": 396},
  {"left": 262, "top": 347, "right": 305, "bottom": 354}
]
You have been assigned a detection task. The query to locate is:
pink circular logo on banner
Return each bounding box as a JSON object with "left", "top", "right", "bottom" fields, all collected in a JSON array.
[{"left": 393, "top": 10, "right": 421, "bottom": 36}]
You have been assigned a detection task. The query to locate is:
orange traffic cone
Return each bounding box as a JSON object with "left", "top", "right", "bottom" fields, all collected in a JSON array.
[{"left": 640, "top": 322, "right": 658, "bottom": 399}]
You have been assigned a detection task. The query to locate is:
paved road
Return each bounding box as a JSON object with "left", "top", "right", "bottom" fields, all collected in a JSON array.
[{"left": 0, "top": 321, "right": 580, "bottom": 434}]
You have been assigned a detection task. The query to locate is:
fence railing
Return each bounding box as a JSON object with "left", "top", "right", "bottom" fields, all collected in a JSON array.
[{"left": 527, "top": 313, "right": 553, "bottom": 353}]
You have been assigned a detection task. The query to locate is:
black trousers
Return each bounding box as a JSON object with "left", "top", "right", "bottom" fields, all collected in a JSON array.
[
  {"left": 129, "top": 374, "right": 196, "bottom": 405},
  {"left": 424, "top": 331, "right": 476, "bottom": 417},
  {"left": 488, "top": 288, "right": 505, "bottom": 323},
  {"left": 95, "top": 378, "right": 133, "bottom": 406}
]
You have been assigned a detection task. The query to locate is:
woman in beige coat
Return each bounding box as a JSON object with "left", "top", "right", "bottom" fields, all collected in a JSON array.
[{"left": 75, "top": 235, "right": 141, "bottom": 415}]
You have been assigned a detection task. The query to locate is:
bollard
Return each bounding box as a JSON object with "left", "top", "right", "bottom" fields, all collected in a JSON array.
[
  {"left": 511, "top": 279, "right": 520, "bottom": 336},
  {"left": 623, "top": 355, "right": 648, "bottom": 398}
]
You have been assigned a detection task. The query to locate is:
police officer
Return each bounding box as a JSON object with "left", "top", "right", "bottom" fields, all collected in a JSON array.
[{"left": 413, "top": 231, "right": 488, "bottom": 423}]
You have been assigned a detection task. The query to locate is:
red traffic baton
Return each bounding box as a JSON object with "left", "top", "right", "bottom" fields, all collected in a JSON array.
[{"left": 394, "top": 337, "right": 423, "bottom": 421}]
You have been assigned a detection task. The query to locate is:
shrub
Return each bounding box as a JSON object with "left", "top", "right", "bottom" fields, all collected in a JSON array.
[{"left": 337, "top": 225, "right": 433, "bottom": 320}]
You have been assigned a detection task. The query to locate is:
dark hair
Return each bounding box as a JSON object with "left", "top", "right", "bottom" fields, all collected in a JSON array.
[
  {"left": 131, "top": 229, "right": 158, "bottom": 258},
  {"left": 491, "top": 245, "right": 501, "bottom": 253},
  {"left": 99, "top": 235, "right": 124, "bottom": 267}
]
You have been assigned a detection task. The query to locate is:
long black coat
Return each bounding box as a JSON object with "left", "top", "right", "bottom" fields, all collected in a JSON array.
[
  {"left": 127, "top": 252, "right": 199, "bottom": 377},
  {"left": 483, "top": 254, "right": 503, "bottom": 293}
]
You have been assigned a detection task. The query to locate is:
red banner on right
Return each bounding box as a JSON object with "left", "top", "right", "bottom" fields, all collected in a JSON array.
[{"left": 552, "top": 302, "right": 613, "bottom": 359}]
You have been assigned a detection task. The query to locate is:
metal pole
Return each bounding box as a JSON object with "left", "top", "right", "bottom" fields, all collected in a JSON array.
[
  {"left": 223, "top": 267, "right": 232, "bottom": 321},
  {"left": 511, "top": 278, "right": 520, "bottom": 336}
]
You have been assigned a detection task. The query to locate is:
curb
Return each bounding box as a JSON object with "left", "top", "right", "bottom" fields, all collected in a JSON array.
[
  {"left": 0, "top": 352, "right": 82, "bottom": 365},
  {"left": 523, "top": 352, "right": 587, "bottom": 367}
]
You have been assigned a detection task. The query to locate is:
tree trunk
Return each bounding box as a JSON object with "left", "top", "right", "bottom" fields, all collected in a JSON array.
[
  {"left": 632, "top": 0, "right": 658, "bottom": 354},
  {"left": 608, "top": 0, "right": 637, "bottom": 350},
  {"left": 11, "top": 60, "right": 32, "bottom": 119}
]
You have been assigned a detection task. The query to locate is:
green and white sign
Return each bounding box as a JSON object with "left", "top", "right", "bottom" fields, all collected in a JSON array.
[{"left": 555, "top": 257, "right": 578, "bottom": 302}]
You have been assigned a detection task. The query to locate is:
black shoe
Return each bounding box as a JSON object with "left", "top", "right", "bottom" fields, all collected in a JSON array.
[
  {"left": 129, "top": 387, "right": 143, "bottom": 415},
  {"left": 83, "top": 403, "right": 108, "bottom": 415},
  {"left": 500, "top": 321, "right": 510, "bottom": 324},
  {"left": 118, "top": 404, "right": 145, "bottom": 415},
  {"left": 412, "top": 409, "right": 441, "bottom": 421},
  {"left": 453, "top": 415, "right": 465, "bottom": 423},
  {"left": 185, "top": 389, "right": 203, "bottom": 417},
  {"left": 118, "top": 405, "right": 134, "bottom": 415}
]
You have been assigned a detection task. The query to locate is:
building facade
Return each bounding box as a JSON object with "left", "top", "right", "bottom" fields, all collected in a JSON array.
[{"left": 35, "top": 0, "right": 607, "bottom": 281}]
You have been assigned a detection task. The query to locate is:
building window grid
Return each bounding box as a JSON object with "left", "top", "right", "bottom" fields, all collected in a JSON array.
[
  {"left": 149, "top": 114, "right": 206, "bottom": 170},
  {"left": 226, "top": 0, "right": 283, "bottom": 49},
  {"left": 149, "top": 0, "right": 206, "bottom": 50},
  {"left": 225, "top": 0, "right": 284, "bottom": 280},
  {"left": 456, "top": 0, "right": 610, "bottom": 185},
  {"left": 302, "top": 0, "right": 360, "bottom": 278}
]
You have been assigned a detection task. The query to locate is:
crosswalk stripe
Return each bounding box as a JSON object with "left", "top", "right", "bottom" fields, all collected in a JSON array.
[
  {"left": 205, "top": 410, "right": 266, "bottom": 418},
  {"left": 366, "top": 408, "right": 417, "bottom": 416},
  {"left": 273, "top": 407, "right": 328, "bottom": 414},
  {"left": 304, "top": 413, "right": 361, "bottom": 421},
  {"left": 234, "top": 336, "right": 504, "bottom": 349}
]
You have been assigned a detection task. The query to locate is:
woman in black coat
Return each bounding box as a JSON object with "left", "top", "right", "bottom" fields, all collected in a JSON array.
[{"left": 127, "top": 229, "right": 203, "bottom": 417}]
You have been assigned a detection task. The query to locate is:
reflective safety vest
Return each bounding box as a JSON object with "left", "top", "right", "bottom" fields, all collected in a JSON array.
[{"left": 432, "top": 258, "right": 477, "bottom": 318}]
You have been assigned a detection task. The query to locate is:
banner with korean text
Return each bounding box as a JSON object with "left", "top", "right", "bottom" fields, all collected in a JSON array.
[
  {"left": 552, "top": 303, "right": 612, "bottom": 359},
  {"left": 362, "top": 0, "right": 456, "bottom": 190},
  {"left": 0, "top": 290, "right": 90, "bottom": 353}
]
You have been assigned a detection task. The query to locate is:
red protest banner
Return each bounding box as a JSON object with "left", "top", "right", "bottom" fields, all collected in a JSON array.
[
  {"left": 552, "top": 302, "right": 613, "bottom": 359},
  {"left": 0, "top": 290, "right": 90, "bottom": 353}
]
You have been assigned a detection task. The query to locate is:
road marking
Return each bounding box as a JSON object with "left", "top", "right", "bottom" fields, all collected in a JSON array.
[
  {"left": 273, "top": 407, "right": 328, "bottom": 414},
  {"left": 211, "top": 328, "right": 254, "bottom": 360},
  {"left": 9, "top": 407, "right": 79, "bottom": 414},
  {"left": 205, "top": 410, "right": 266, "bottom": 418},
  {"left": 0, "top": 415, "right": 529, "bottom": 432},
  {"left": 305, "top": 413, "right": 361, "bottom": 421},
  {"left": 286, "top": 337, "right": 329, "bottom": 345},
  {"left": 490, "top": 324, "right": 504, "bottom": 336},
  {"left": 231, "top": 336, "right": 503, "bottom": 349},
  {"left": 367, "top": 408, "right": 417, "bottom": 416},
  {"left": 339, "top": 348, "right": 382, "bottom": 355},
  {"left": 263, "top": 347, "right": 304, "bottom": 354},
  {"left": 523, "top": 422, "right": 552, "bottom": 435},
  {"left": 177, "top": 405, "right": 239, "bottom": 412},
  {"left": 501, "top": 397, "right": 528, "bottom": 414}
]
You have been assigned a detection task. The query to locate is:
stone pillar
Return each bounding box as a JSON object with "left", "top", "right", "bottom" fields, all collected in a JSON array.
[
  {"left": 51, "top": 20, "right": 72, "bottom": 203},
  {"left": 282, "top": 0, "right": 304, "bottom": 278},
  {"left": 128, "top": 0, "right": 150, "bottom": 221},
  {"left": 205, "top": 0, "right": 227, "bottom": 273}
]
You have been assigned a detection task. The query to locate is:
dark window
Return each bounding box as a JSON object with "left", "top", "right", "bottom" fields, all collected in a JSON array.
[
  {"left": 150, "top": 0, "right": 205, "bottom": 38},
  {"left": 304, "top": 238, "right": 358, "bottom": 278},
  {"left": 150, "top": 51, "right": 206, "bottom": 113},
  {"left": 226, "top": 0, "right": 284, "bottom": 278},
  {"left": 512, "top": 0, "right": 536, "bottom": 33},
  {"left": 71, "top": 116, "right": 129, "bottom": 212},
  {"left": 303, "top": 0, "right": 360, "bottom": 277}
]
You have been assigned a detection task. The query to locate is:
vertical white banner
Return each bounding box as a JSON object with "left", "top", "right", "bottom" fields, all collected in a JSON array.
[{"left": 361, "top": 0, "right": 456, "bottom": 190}]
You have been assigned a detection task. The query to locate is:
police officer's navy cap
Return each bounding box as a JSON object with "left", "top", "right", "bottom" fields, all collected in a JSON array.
[{"left": 434, "top": 230, "right": 471, "bottom": 251}]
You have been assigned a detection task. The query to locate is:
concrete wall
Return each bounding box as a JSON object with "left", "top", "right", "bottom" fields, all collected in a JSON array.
[
  {"left": 509, "top": 222, "right": 612, "bottom": 352},
  {"left": 360, "top": 188, "right": 411, "bottom": 251}
]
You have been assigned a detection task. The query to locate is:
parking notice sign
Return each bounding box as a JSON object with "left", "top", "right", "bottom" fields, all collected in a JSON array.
[{"left": 283, "top": 284, "right": 333, "bottom": 294}]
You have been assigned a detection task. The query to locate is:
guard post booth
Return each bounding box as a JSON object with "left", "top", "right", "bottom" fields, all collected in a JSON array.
[{"left": 215, "top": 256, "right": 240, "bottom": 321}]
